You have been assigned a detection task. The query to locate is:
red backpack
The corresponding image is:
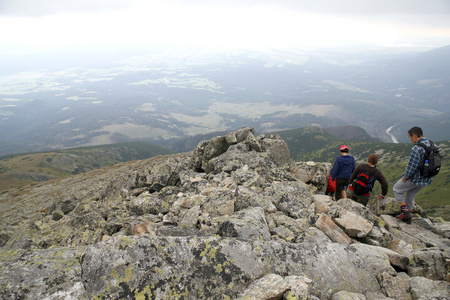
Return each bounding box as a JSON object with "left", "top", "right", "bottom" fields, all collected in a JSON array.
[{"left": 326, "top": 176, "right": 336, "bottom": 193}]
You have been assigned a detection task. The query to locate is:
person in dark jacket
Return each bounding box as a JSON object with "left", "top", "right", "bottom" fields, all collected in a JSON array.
[
  {"left": 348, "top": 154, "right": 388, "bottom": 206},
  {"left": 330, "top": 145, "right": 356, "bottom": 200}
]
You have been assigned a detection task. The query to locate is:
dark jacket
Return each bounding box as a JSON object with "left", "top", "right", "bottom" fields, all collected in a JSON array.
[
  {"left": 349, "top": 163, "right": 388, "bottom": 196},
  {"left": 330, "top": 155, "right": 355, "bottom": 181}
]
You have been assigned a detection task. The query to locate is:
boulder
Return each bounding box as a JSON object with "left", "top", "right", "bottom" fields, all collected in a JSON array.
[
  {"left": 408, "top": 276, "right": 450, "bottom": 300},
  {"left": 376, "top": 272, "right": 411, "bottom": 300},
  {"left": 315, "top": 213, "right": 352, "bottom": 244},
  {"left": 237, "top": 273, "right": 311, "bottom": 299},
  {"left": 408, "top": 248, "right": 448, "bottom": 280},
  {"left": 81, "top": 236, "right": 381, "bottom": 299},
  {"left": 334, "top": 208, "right": 374, "bottom": 238},
  {"left": 218, "top": 207, "right": 270, "bottom": 240}
]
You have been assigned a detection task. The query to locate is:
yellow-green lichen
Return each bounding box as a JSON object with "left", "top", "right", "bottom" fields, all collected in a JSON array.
[
  {"left": 166, "top": 286, "right": 189, "bottom": 299},
  {"left": 123, "top": 265, "right": 135, "bottom": 282},
  {"left": 134, "top": 285, "right": 152, "bottom": 300},
  {"left": 117, "top": 236, "right": 137, "bottom": 249}
]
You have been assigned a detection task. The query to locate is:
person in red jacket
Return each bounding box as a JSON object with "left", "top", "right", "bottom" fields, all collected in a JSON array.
[{"left": 348, "top": 154, "right": 388, "bottom": 206}]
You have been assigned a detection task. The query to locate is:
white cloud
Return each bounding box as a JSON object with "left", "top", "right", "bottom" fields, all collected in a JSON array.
[{"left": 0, "top": 0, "right": 449, "bottom": 55}]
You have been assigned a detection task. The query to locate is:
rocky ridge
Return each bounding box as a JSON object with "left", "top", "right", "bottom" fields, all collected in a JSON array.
[{"left": 0, "top": 127, "right": 449, "bottom": 299}]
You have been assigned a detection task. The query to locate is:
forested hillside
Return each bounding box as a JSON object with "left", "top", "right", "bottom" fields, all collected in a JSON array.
[{"left": 0, "top": 141, "right": 173, "bottom": 192}]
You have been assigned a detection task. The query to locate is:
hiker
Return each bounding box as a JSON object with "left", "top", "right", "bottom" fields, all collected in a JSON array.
[
  {"left": 330, "top": 145, "right": 355, "bottom": 200},
  {"left": 347, "top": 154, "right": 388, "bottom": 206},
  {"left": 394, "top": 126, "right": 437, "bottom": 224}
]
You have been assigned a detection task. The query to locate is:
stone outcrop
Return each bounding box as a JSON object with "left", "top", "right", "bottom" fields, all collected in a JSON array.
[{"left": 0, "top": 127, "right": 449, "bottom": 299}]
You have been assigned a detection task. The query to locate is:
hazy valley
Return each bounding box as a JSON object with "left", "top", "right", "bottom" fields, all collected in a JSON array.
[{"left": 1, "top": 46, "right": 449, "bottom": 156}]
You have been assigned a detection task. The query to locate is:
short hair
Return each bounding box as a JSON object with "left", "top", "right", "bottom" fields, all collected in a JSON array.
[
  {"left": 367, "top": 154, "right": 378, "bottom": 165},
  {"left": 408, "top": 126, "right": 423, "bottom": 137}
]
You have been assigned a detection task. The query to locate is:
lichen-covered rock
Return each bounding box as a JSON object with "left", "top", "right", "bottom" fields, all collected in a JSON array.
[
  {"left": 352, "top": 243, "right": 407, "bottom": 276},
  {"left": 264, "top": 180, "right": 313, "bottom": 219},
  {"left": 259, "top": 133, "right": 291, "bottom": 166},
  {"left": 331, "top": 291, "right": 367, "bottom": 300},
  {"left": 0, "top": 248, "right": 86, "bottom": 300},
  {"left": 218, "top": 207, "right": 270, "bottom": 240},
  {"left": 290, "top": 161, "right": 331, "bottom": 192},
  {"left": 408, "top": 248, "right": 448, "bottom": 280},
  {"left": 315, "top": 213, "right": 353, "bottom": 244},
  {"left": 408, "top": 276, "right": 450, "bottom": 299},
  {"left": 376, "top": 272, "right": 411, "bottom": 299},
  {"left": 237, "top": 273, "right": 311, "bottom": 300},
  {"left": 334, "top": 208, "right": 374, "bottom": 238},
  {"left": 81, "top": 236, "right": 381, "bottom": 299}
]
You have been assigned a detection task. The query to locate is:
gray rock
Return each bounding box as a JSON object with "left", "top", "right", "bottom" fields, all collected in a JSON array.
[
  {"left": 376, "top": 272, "right": 411, "bottom": 299},
  {"left": 408, "top": 276, "right": 450, "bottom": 299},
  {"left": 334, "top": 208, "right": 374, "bottom": 238},
  {"left": 218, "top": 207, "right": 270, "bottom": 240},
  {"left": 290, "top": 161, "right": 331, "bottom": 192},
  {"left": 315, "top": 213, "right": 352, "bottom": 244},
  {"left": 0, "top": 248, "right": 86, "bottom": 300},
  {"left": 264, "top": 180, "right": 313, "bottom": 219},
  {"left": 408, "top": 248, "right": 448, "bottom": 280},
  {"left": 431, "top": 220, "right": 450, "bottom": 239},
  {"left": 81, "top": 236, "right": 381, "bottom": 299},
  {"left": 51, "top": 210, "right": 64, "bottom": 221},
  {"left": 331, "top": 291, "right": 367, "bottom": 300},
  {"left": 353, "top": 243, "right": 409, "bottom": 274},
  {"left": 237, "top": 273, "right": 310, "bottom": 300},
  {"left": 48, "top": 195, "right": 78, "bottom": 215},
  {"left": 235, "top": 185, "right": 277, "bottom": 213},
  {"left": 259, "top": 133, "right": 291, "bottom": 166}
]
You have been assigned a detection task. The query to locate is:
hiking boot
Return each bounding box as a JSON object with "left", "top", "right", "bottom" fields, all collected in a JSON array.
[{"left": 396, "top": 210, "right": 412, "bottom": 224}]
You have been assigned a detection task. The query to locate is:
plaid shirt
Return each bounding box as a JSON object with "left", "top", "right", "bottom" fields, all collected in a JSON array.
[{"left": 403, "top": 137, "right": 433, "bottom": 186}]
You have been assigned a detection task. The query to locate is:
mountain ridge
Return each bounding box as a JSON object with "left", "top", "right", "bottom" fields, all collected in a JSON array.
[{"left": 2, "top": 125, "right": 447, "bottom": 220}]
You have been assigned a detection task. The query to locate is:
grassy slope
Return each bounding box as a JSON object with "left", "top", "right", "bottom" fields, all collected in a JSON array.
[
  {"left": 0, "top": 141, "right": 174, "bottom": 192},
  {"left": 276, "top": 127, "right": 450, "bottom": 220}
]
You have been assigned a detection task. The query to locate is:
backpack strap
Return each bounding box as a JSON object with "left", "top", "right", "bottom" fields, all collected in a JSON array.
[
  {"left": 363, "top": 164, "right": 377, "bottom": 177},
  {"left": 416, "top": 140, "right": 433, "bottom": 156}
]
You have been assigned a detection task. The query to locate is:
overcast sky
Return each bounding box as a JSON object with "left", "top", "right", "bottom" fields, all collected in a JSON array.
[{"left": 1, "top": 0, "right": 450, "bottom": 56}]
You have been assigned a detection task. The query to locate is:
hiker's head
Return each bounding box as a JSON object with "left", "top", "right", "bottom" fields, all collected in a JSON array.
[
  {"left": 339, "top": 145, "right": 349, "bottom": 153},
  {"left": 367, "top": 154, "right": 378, "bottom": 165},
  {"left": 408, "top": 126, "right": 423, "bottom": 143}
]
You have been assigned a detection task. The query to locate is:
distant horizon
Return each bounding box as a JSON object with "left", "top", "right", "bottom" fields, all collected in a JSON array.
[
  {"left": 1, "top": 0, "right": 450, "bottom": 59},
  {"left": 1, "top": 43, "right": 448, "bottom": 76}
]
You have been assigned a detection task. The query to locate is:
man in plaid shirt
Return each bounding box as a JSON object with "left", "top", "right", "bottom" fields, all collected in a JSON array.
[{"left": 393, "top": 126, "right": 434, "bottom": 224}]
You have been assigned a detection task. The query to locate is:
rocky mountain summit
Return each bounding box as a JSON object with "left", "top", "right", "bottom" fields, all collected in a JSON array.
[{"left": 0, "top": 127, "right": 449, "bottom": 299}]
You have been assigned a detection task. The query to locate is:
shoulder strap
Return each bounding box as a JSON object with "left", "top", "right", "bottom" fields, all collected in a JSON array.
[
  {"left": 416, "top": 142, "right": 431, "bottom": 156},
  {"left": 368, "top": 165, "right": 377, "bottom": 177},
  {"left": 359, "top": 164, "right": 376, "bottom": 177}
]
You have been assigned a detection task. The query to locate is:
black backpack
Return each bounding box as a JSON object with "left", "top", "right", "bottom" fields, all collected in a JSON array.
[
  {"left": 352, "top": 165, "right": 377, "bottom": 195},
  {"left": 417, "top": 141, "right": 442, "bottom": 177}
]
